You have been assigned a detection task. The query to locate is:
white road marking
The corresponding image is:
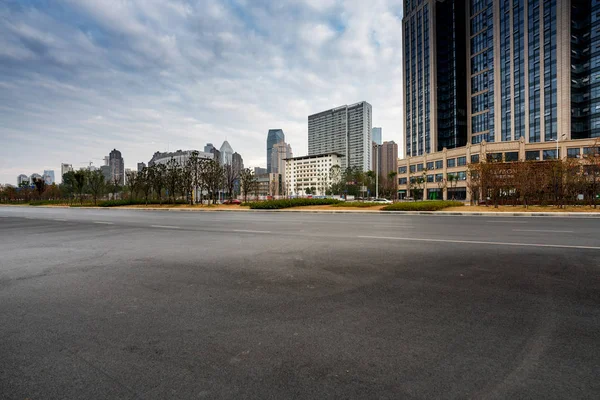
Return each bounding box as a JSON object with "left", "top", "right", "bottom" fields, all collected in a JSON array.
[
  {"left": 357, "top": 235, "right": 600, "bottom": 250},
  {"left": 513, "top": 229, "right": 574, "bottom": 233},
  {"left": 233, "top": 229, "right": 272, "bottom": 234},
  {"left": 150, "top": 225, "right": 180, "bottom": 229},
  {"left": 486, "top": 220, "right": 528, "bottom": 224},
  {"left": 93, "top": 221, "right": 114, "bottom": 225}
]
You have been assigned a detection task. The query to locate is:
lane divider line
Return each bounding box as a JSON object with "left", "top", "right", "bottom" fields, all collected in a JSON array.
[
  {"left": 93, "top": 221, "right": 114, "bottom": 225},
  {"left": 150, "top": 225, "right": 180, "bottom": 229},
  {"left": 357, "top": 235, "right": 600, "bottom": 250},
  {"left": 513, "top": 229, "right": 574, "bottom": 233},
  {"left": 233, "top": 229, "right": 272, "bottom": 234}
]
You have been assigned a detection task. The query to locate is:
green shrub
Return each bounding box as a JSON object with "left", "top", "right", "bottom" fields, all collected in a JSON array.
[
  {"left": 246, "top": 198, "right": 341, "bottom": 209},
  {"left": 29, "top": 200, "right": 69, "bottom": 206},
  {"left": 382, "top": 200, "right": 464, "bottom": 211},
  {"left": 331, "top": 201, "right": 380, "bottom": 208}
]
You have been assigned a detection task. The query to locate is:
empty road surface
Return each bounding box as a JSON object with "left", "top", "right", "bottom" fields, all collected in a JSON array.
[{"left": 1, "top": 206, "right": 600, "bottom": 399}]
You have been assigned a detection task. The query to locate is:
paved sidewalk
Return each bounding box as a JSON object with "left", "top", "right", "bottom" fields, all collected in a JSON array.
[{"left": 6, "top": 204, "right": 600, "bottom": 217}]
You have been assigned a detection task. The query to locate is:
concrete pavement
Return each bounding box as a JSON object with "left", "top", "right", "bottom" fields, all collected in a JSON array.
[{"left": 1, "top": 206, "right": 600, "bottom": 399}]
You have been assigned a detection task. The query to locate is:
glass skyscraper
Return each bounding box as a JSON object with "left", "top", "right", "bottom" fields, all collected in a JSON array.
[
  {"left": 266, "top": 129, "right": 285, "bottom": 173},
  {"left": 403, "top": 0, "right": 600, "bottom": 157}
]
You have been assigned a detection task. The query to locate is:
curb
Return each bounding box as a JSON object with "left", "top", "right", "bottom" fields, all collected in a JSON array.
[{"left": 7, "top": 205, "right": 600, "bottom": 217}]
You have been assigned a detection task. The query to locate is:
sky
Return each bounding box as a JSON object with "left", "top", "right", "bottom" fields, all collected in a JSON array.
[{"left": 0, "top": 0, "right": 404, "bottom": 185}]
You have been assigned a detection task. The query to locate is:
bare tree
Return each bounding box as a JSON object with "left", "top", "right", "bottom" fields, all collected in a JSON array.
[
  {"left": 223, "top": 163, "right": 239, "bottom": 200},
  {"left": 88, "top": 170, "right": 106, "bottom": 205}
]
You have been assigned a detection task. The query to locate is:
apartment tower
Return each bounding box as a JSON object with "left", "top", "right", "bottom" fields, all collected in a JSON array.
[{"left": 308, "top": 102, "right": 372, "bottom": 171}]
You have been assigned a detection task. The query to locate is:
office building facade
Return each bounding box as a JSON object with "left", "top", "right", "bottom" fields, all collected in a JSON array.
[
  {"left": 266, "top": 129, "right": 285, "bottom": 173},
  {"left": 403, "top": 0, "right": 600, "bottom": 156},
  {"left": 137, "top": 162, "right": 146, "bottom": 172},
  {"left": 308, "top": 102, "right": 372, "bottom": 171},
  {"left": 219, "top": 141, "right": 234, "bottom": 166},
  {"left": 399, "top": 0, "right": 600, "bottom": 200}
]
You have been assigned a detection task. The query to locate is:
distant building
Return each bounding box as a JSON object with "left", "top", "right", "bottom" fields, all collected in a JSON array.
[
  {"left": 148, "top": 150, "right": 213, "bottom": 167},
  {"left": 61, "top": 163, "right": 73, "bottom": 183},
  {"left": 267, "top": 129, "right": 285, "bottom": 173},
  {"left": 256, "top": 173, "right": 282, "bottom": 197},
  {"left": 204, "top": 143, "right": 216, "bottom": 153},
  {"left": 124, "top": 168, "right": 132, "bottom": 184},
  {"left": 108, "top": 149, "right": 125, "bottom": 184},
  {"left": 43, "top": 170, "right": 55, "bottom": 185},
  {"left": 372, "top": 127, "right": 382, "bottom": 145},
  {"left": 284, "top": 153, "right": 343, "bottom": 196},
  {"left": 271, "top": 141, "right": 293, "bottom": 175},
  {"left": 308, "top": 102, "right": 372, "bottom": 171},
  {"left": 29, "top": 173, "right": 42, "bottom": 183},
  {"left": 17, "top": 174, "right": 29, "bottom": 186},
  {"left": 100, "top": 165, "right": 111, "bottom": 182},
  {"left": 219, "top": 141, "right": 234, "bottom": 166},
  {"left": 232, "top": 152, "right": 244, "bottom": 175},
  {"left": 372, "top": 141, "right": 398, "bottom": 181},
  {"left": 137, "top": 162, "right": 146, "bottom": 172},
  {"left": 254, "top": 167, "right": 267, "bottom": 175}
]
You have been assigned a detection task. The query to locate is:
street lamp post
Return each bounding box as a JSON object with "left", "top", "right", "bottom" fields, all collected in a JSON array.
[{"left": 375, "top": 144, "right": 380, "bottom": 199}]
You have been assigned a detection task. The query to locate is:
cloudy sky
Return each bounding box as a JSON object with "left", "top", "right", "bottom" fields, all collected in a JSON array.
[{"left": 0, "top": 0, "right": 404, "bottom": 185}]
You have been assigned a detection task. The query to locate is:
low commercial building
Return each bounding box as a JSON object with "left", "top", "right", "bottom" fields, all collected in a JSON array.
[
  {"left": 397, "top": 137, "right": 600, "bottom": 201},
  {"left": 284, "top": 153, "right": 342, "bottom": 196},
  {"left": 255, "top": 173, "right": 282, "bottom": 198},
  {"left": 148, "top": 150, "right": 213, "bottom": 167}
]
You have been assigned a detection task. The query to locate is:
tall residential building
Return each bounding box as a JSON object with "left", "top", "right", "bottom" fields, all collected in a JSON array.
[
  {"left": 137, "top": 162, "right": 146, "bottom": 172},
  {"left": 373, "top": 141, "right": 398, "bottom": 180},
  {"left": 403, "top": 0, "right": 600, "bottom": 158},
  {"left": 108, "top": 149, "right": 124, "bottom": 185},
  {"left": 43, "top": 170, "right": 55, "bottom": 185},
  {"left": 372, "top": 127, "right": 383, "bottom": 145},
  {"left": 308, "top": 101, "right": 372, "bottom": 171},
  {"left": 266, "top": 129, "right": 285, "bottom": 173},
  {"left": 219, "top": 141, "right": 234, "bottom": 165},
  {"left": 61, "top": 163, "right": 73, "bottom": 183},
  {"left": 271, "top": 141, "right": 293, "bottom": 175}
]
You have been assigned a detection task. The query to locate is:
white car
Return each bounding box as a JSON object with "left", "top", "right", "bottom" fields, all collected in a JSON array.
[{"left": 371, "top": 198, "right": 392, "bottom": 204}]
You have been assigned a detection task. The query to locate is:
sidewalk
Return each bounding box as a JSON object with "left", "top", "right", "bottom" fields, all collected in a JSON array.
[{"left": 8, "top": 204, "right": 600, "bottom": 217}]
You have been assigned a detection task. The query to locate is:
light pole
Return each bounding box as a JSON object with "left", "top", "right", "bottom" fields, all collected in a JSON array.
[{"left": 375, "top": 144, "right": 380, "bottom": 199}]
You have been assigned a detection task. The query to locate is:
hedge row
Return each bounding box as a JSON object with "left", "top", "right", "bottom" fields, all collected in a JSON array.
[
  {"left": 382, "top": 200, "right": 464, "bottom": 211},
  {"left": 246, "top": 198, "right": 341, "bottom": 209},
  {"left": 331, "top": 201, "right": 380, "bottom": 208}
]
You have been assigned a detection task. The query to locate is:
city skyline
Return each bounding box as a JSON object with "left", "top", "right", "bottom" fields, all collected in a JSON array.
[{"left": 0, "top": 1, "right": 404, "bottom": 185}]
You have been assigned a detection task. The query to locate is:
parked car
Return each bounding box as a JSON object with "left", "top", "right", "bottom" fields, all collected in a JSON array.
[{"left": 223, "top": 199, "right": 242, "bottom": 205}]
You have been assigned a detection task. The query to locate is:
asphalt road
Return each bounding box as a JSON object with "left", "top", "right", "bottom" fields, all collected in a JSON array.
[{"left": 1, "top": 206, "right": 599, "bottom": 399}]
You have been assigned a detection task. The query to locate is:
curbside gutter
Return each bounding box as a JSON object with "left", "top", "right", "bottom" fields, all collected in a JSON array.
[{"left": 6, "top": 204, "right": 600, "bottom": 217}]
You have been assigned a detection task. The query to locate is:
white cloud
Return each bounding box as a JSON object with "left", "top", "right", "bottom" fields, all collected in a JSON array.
[{"left": 0, "top": 0, "right": 404, "bottom": 184}]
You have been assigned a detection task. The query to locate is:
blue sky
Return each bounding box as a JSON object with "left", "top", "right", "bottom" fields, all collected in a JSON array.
[{"left": 0, "top": 0, "right": 404, "bottom": 185}]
